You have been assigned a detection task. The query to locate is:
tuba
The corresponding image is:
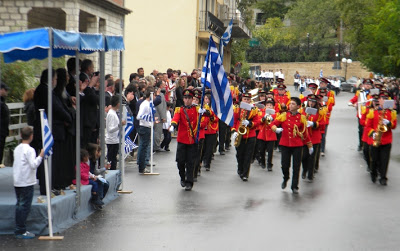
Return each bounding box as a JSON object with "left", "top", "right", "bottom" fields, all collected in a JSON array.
[
  {"left": 234, "top": 110, "right": 248, "bottom": 147},
  {"left": 373, "top": 109, "right": 388, "bottom": 147}
]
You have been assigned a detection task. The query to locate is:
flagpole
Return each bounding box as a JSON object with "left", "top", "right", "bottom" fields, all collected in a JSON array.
[
  {"left": 38, "top": 110, "right": 63, "bottom": 240},
  {"left": 117, "top": 105, "right": 133, "bottom": 194}
]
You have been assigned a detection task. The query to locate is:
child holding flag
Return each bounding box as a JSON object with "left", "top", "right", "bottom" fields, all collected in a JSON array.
[{"left": 13, "top": 126, "right": 44, "bottom": 239}]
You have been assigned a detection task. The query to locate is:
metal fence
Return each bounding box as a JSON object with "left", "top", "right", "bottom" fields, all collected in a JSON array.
[{"left": 246, "top": 44, "right": 356, "bottom": 63}]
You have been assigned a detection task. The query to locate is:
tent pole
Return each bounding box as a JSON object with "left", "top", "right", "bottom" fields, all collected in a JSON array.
[
  {"left": 118, "top": 51, "right": 123, "bottom": 184},
  {"left": 74, "top": 50, "right": 81, "bottom": 216},
  {"left": 99, "top": 41, "right": 106, "bottom": 173}
]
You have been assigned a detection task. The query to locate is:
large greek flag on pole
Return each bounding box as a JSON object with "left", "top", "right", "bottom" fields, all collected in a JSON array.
[
  {"left": 42, "top": 112, "right": 54, "bottom": 158},
  {"left": 201, "top": 36, "right": 234, "bottom": 127},
  {"left": 219, "top": 18, "right": 233, "bottom": 60}
]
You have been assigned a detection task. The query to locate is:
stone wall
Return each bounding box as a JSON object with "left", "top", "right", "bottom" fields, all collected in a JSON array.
[
  {"left": 0, "top": 0, "right": 126, "bottom": 77},
  {"left": 250, "top": 61, "right": 372, "bottom": 85}
]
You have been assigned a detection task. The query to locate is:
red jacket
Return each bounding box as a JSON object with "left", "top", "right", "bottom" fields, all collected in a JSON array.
[
  {"left": 73, "top": 162, "right": 90, "bottom": 185},
  {"left": 360, "top": 107, "right": 371, "bottom": 144},
  {"left": 271, "top": 112, "right": 312, "bottom": 147},
  {"left": 349, "top": 90, "right": 372, "bottom": 119},
  {"left": 232, "top": 105, "right": 261, "bottom": 139},
  {"left": 365, "top": 109, "right": 397, "bottom": 145},
  {"left": 171, "top": 105, "right": 206, "bottom": 144},
  {"left": 274, "top": 94, "right": 290, "bottom": 112},
  {"left": 300, "top": 109, "right": 325, "bottom": 145},
  {"left": 257, "top": 113, "right": 277, "bottom": 142},
  {"left": 204, "top": 109, "right": 219, "bottom": 135}
]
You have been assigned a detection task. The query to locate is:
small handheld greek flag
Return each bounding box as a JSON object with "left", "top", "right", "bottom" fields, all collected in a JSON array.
[
  {"left": 125, "top": 111, "right": 134, "bottom": 136},
  {"left": 319, "top": 69, "right": 323, "bottom": 78},
  {"left": 41, "top": 111, "right": 54, "bottom": 158},
  {"left": 124, "top": 137, "right": 138, "bottom": 159}
]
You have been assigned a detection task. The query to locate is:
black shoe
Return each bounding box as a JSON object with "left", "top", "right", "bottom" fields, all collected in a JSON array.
[
  {"left": 292, "top": 188, "right": 299, "bottom": 194},
  {"left": 267, "top": 165, "right": 273, "bottom": 171},
  {"left": 185, "top": 184, "right": 193, "bottom": 191},
  {"left": 205, "top": 166, "right": 210, "bottom": 171},
  {"left": 261, "top": 164, "right": 266, "bottom": 169},
  {"left": 242, "top": 176, "right": 248, "bottom": 181},
  {"left": 193, "top": 177, "right": 198, "bottom": 182},
  {"left": 357, "top": 145, "right": 362, "bottom": 151},
  {"left": 379, "top": 179, "right": 387, "bottom": 186},
  {"left": 371, "top": 174, "right": 377, "bottom": 183},
  {"left": 281, "top": 180, "right": 288, "bottom": 189},
  {"left": 302, "top": 173, "right": 306, "bottom": 179},
  {"left": 180, "top": 181, "right": 186, "bottom": 187},
  {"left": 225, "top": 147, "right": 230, "bottom": 151},
  {"left": 220, "top": 151, "right": 225, "bottom": 155},
  {"left": 165, "top": 148, "right": 170, "bottom": 152},
  {"left": 307, "top": 177, "right": 314, "bottom": 183}
]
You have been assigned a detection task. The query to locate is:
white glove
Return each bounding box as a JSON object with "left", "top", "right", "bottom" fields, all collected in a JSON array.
[
  {"left": 309, "top": 147, "right": 314, "bottom": 155},
  {"left": 383, "top": 119, "right": 390, "bottom": 125},
  {"left": 169, "top": 126, "right": 174, "bottom": 133},
  {"left": 275, "top": 128, "right": 283, "bottom": 134},
  {"left": 307, "top": 121, "right": 314, "bottom": 128},
  {"left": 372, "top": 132, "right": 376, "bottom": 140},
  {"left": 198, "top": 108, "right": 206, "bottom": 115},
  {"left": 241, "top": 120, "right": 250, "bottom": 127},
  {"left": 232, "top": 132, "right": 238, "bottom": 140}
]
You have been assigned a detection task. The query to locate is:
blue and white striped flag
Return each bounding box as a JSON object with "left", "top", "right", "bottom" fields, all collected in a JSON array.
[
  {"left": 124, "top": 111, "right": 134, "bottom": 137},
  {"left": 140, "top": 100, "right": 156, "bottom": 122},
  {"left": 319, "top": 69, "right": 323, "bottom": 78},
  {"left": 219, "top": 18, "right": 233, "bottom": 60},
  {"left": 201, "top": 36, "right": 234, "bottom": 127},
  {"left": 41, "top": 112, "right": 54, "bottom": 158},
  {"left": 124, "top": 136, "right": 138, "bottom": 159}
]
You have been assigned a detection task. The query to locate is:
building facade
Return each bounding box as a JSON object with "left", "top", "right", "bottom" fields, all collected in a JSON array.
[
  {"left": 0, "top": 0, "right": 131, "bottom": 76},
  {"left": 124, "top": 0, "right": 251, "bottom": 79}
]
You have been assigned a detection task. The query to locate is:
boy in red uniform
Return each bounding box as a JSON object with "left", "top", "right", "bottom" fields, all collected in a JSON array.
[
  {"left": 271, "top": 97, "right": 313, "bottom": 194},
  {"left": 232, "top": 93, "right": 261, "bottom": 181},
  {"left": 169, "top": 89, "right": 206, "bottom": 191},
  {"left": 257, "top": 98, "right": 278, "bottom": 171},
  {"left": 202, "top": 93, "right": 219, "bottom": 171},
  {"left": 365, "top": 91, "right": 397, "bottom": 185}
]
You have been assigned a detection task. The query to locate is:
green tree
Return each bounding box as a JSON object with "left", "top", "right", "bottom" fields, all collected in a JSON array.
[
  {"left": 253, "top": 17, "right": 298, "bottom": 47},
  {"left": 355, "top": 0, "right": 400, "bottom": 76},
  {"left": 255, "top": 0, "right": 295, "bottom": 22},
  {"left": 231, "top": 39, "right": 251, "bottom": 77}
]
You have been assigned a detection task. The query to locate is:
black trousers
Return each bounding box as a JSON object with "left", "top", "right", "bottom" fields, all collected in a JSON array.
[
  {"left": 258, "top": 140, "right": 274, "bottom": 167},
  {"left": 225, "top": 126, "right": 231, "bottom": 149},
  {"left": 301, "top": 144, "right": 320, "bottom": 180},
  {"left": 370, "top": 144, "right": 391, "bottom": 181},
  {"left": 176, "top": 143, "right": 197, "bottom": 185},
  {"left": 0, "top": 136, "right": 5, "bottom": 164},
  {"left": 252, "top": 131, "right": 260, "bottom": 161},
  {"left": 194, "top": 139, "right": 204, "bottom": 178},
  {"left": 107, "top": 144, "right": 119, "bottom": 170},
  {"left": 362, "top": 142, "right": 371, "bottom": 170},
  {"left": 235, "top": 137, "right": 256, "bottom": 178},
  {"left": 203, "top": 134, "right": 217, "bottom": 168},
  {"left": 358, "top": 119, "right": 364, "bottom": 148},
  {"left": 281, "top": 145, "right": 303, "bottom": 190},
  {"left": 160, "top": 129, "right": 172, "bottom": 150},
  {"left": 218, "top": 120, "right": 227, "bottom": 152}
]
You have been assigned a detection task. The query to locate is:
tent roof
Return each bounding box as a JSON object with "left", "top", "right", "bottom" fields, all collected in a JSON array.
[{"left": 0, "top": 28, "right": 125, "bottom": 63}]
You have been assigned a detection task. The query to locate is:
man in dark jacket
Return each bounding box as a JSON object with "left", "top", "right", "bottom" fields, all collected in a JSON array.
[{"left": 0, "top": 83, "right": 10, "bottom": 164}]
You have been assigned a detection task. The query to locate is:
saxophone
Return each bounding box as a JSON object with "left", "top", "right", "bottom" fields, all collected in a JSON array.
[
  {"left": 373, "top": 109, "right": 388, "bottom": 147},
  {"left": 234, "top": 109, "right": 248, "bottom": 147}
]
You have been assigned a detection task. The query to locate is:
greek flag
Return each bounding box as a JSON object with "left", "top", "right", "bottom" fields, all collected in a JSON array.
[
  {"left": 219, "top": 18, "right": 233, "bottom": 60},
  {"left": 140, "top": 100, "right": 156, "bottom": 122},
  {"left": 124, "top": 136, "right": 138, "bottom": 159},
  {"left": 319, "top": 69, "right": 323, "bottom": 78},
  {"left": 42, "top": 112, "right": 54, "bottom": 158},
  {"left": 201, "top": 36, "right": 234, "bottom": 127},
  {"left": 124, "top": 111, "right": 134, "bottom": 137}
]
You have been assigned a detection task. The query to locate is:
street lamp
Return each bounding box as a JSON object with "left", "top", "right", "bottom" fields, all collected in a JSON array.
[{"left": 342, "top": 57, "right": 352, "bottom": 80}]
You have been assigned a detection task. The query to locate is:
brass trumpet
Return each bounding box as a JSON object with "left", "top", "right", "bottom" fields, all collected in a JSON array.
[
  {"left": 373, "top": 109, "right": 388, "bottom": 147},
  {"left": 234, "top": 110, "right": 248, "bottom": 147}
]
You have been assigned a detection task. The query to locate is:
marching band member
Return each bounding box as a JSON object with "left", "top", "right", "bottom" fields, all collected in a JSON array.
[
  {"left": 257, "top": 98, "right": 278, "bottom": 171},
  {"left": 317, "top": 88, "right": 334, "bottom": 157},
  {"left": 349, "top": 79, "right": 374, "bottom": 151},
  {"left": 300, "top": 94, "right": 326, "bottom": 181},
  {"left": 365, "top": 91, "right": 397, "bottom": 185},
  {"left": 253, "top": 89, "right": 267, "bottom": 165},
  {"left": 169, "top": 89, "right": 207, "bottom": 191},
  {"left": 270, "top": 97, "right": 313, "bottom": 194},
  {"left": 359, "top": 94, "right": 379, "bottom": 172},
  {"left": 274, "top": 82, "right": 291, "bottom": 112},
  {"left": 232, "top": 92, "right": 261, "bottom": 181},
  {"left": 192, "top": 89, "right": 208, "bottom": 181},
  {"left": 300, "top": 82, "right": 318, "bottom": 104},
  {"left": 202, "top": 93, "right": 219, "bottom": 171},
  {"left": 317, "top": 77, "right": 335, "bottom": 107}
]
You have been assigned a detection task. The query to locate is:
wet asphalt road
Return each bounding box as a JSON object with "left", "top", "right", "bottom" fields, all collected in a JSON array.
[{"left": 1, "top": 89, "right": 400, "bottom": 251}]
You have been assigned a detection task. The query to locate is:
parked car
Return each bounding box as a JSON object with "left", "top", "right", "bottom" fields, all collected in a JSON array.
[{"left": 340, "top": 76, "right": 358, "bottom": 92}]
